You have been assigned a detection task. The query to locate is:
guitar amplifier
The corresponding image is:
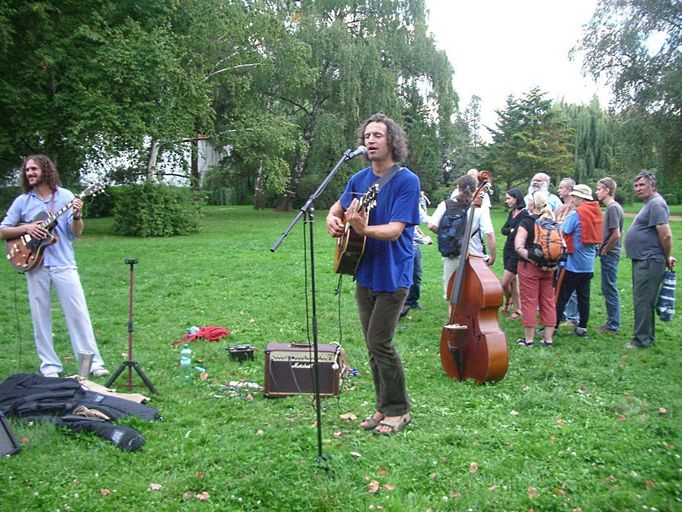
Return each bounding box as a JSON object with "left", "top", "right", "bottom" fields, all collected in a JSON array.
[{"left": 264, "top": 343, "right": 341, "bottom": 397}]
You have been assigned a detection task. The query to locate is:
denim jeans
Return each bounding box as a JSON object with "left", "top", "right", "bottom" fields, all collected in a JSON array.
[
  {"left": 600, "top": 253, "right": 621, "bottom": 331},
  {"left": 632, "top": 259, "right": 667, "bottom": 347},
  {"left": 355, "top": 285, "right": 410, "bottom": 416},
  {"left": 405, "top": 245, "right": 422, "bottom": 308},
  {"left": 563, "top": 292, "right": 579, "bottom": 323}
]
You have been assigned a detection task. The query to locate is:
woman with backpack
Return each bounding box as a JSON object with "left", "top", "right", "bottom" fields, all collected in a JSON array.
[
  {"left": 428, "top": 174, "right": 496, "bottom": 314},
  {"left": 513, "top": 190, "right": 558, "bottom": 346},
  {"left": 500, "top": 188, "right": 529, "bottom": 320}
]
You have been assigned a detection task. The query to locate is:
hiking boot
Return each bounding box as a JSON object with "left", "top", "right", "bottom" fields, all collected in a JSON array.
[
  {"left": 575, "top": 327, "right": 588, "bottom": 337},
  {"left": 598, "top": 325, "right": 618, "bottom": 335}
]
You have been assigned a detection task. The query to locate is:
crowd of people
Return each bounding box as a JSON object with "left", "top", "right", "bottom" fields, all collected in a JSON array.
[{"left": 409, "top": 169, "right": 676, "bottom": 349}]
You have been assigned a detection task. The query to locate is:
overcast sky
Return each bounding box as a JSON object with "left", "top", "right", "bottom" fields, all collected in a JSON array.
[{"left": 424, "top": 0, "right": 612, "bottom": 137}]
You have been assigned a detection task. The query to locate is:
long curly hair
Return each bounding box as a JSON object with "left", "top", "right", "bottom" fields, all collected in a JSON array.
[
  {"left": 20, "top": 154, "right": 61, "bottom": 193},
  {"left": 357, "top": 113, "right": 409, "bottom": 163}
]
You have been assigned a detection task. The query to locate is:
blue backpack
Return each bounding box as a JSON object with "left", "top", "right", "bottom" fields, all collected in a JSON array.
[{"left": 437, "top": 199, "right": 468, "bottom": 258}]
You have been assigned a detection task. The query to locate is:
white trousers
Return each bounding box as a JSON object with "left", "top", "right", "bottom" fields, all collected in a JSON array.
[{"left": 26, "top": 266, "right": 105, "bottom": 375}]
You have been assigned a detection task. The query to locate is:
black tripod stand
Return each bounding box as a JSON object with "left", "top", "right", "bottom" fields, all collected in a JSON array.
[{"left": 105, "top": 259, "right": 158, "bottom": 394}]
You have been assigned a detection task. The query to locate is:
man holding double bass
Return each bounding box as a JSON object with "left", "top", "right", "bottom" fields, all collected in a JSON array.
[{"left": 326, "top": 113, "right": 420, "bottom": 436}]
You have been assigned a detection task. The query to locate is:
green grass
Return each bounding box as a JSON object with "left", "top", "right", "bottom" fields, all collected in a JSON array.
[{"left": 0, "top": 205, "right": 680, "bottom": 511}]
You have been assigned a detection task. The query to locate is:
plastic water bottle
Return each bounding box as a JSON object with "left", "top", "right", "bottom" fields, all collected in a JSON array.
[{"left": 180, "top": 343, "right": 192, "bottom": 384}]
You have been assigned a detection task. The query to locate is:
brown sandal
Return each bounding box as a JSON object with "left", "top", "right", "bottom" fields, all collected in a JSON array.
[
  {"left": 373, "top": 413, "right": 412, "bottom": 436},
  {"left": 359, "top": 412, "right": 383, "bottom": 430}
]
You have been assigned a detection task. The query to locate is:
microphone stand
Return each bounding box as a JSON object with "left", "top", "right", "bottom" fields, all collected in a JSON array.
[{"left": 271, "top": 148, "right": 360, "bottom": 466}]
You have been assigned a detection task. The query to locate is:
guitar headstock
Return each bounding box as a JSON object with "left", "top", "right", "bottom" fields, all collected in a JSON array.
[
  {"left": 362, "top": 184, "right": 379, "bottom": 210},
  {"left": 79, "top": 183, "right": 105, "bottom": 199}
]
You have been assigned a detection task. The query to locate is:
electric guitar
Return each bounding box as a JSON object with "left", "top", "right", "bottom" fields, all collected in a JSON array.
[
  {"left": 333, "top": 184, "right": 379, "bottom": 275},
  {"left": 5, "top": 183, "right": 103, "bottom": 272}
]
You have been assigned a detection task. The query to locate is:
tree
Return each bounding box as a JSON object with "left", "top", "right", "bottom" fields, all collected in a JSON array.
[
  {"left": 0, "top": 0, "right": 247, "bottom": 187},
  {"left": 560, "top": 97, "right": 615, "bottom": 184},
  {"left": 575, "top": 0, "right": 682, "bottom": 193},
  {"left": 239, "top": 0, "right": 459, "bottom": 210},
  {"left": 487, "top": 88, "right": 573, "bottom": 191}
]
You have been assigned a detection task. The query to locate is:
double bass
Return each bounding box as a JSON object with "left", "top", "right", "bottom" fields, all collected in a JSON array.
[{"left": 440, "top": 173, "right": 508, "bottom": 383}]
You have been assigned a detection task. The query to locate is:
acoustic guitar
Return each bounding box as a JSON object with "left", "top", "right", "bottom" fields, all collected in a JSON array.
[
  {"left": 333, "top": 184, "right": 379, "bottom": 275},
  {"left": 5, "top": 183, "right": 103, "bottom": 272}
]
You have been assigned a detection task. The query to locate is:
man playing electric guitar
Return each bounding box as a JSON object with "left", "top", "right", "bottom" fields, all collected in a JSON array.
[
  {"left": 326, "top": 113, "right": 420, "bottom": 436},
  {"left": 0, "top": 155, "right": 108, "bottom": 378}
]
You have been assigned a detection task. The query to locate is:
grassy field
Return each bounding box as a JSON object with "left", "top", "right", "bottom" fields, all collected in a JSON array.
[{"left": 0, "top": 205, "right": 680, "bottom": 512}]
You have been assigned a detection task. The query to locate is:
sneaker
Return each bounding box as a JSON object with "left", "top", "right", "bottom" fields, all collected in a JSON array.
[
  {"left": 91, "top": 367, "right": 110, "bottom": 377},
  {"left": 399, "top": 305, "right": 411, "bottom": 318},
  {"left": 535, "top": 327, "right": 545, "bottom": 335},
  {"left": 575, "top": 327, "right": 588, "bottom": 337},
  {"left": 598, "top": 325, "right": 618, "bottom": 335}
]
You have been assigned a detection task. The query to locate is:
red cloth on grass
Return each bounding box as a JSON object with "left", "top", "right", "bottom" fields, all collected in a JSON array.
[{"left": 172, "top": 326, "right": 230, "bottom": 346}]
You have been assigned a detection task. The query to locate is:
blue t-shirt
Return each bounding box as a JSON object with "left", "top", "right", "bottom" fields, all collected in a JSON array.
[
  {"left": 1, "top": 187, "right": 78, "bottom": 267},
  {"left": 561, "top": 210, "right": 597, "bottom": 273},
  {"left": 339, "top": 166, "right": 420, "bottom": 292}
]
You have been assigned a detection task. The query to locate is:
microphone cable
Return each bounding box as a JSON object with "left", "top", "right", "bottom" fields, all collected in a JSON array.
[{"left": 334, "top": 274, "right": 344, "bottom": 348}]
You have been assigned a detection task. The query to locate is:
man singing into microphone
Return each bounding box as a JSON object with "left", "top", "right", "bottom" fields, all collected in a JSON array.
[{"left": 326, "top": 113, "right": 420, "bottom": 435}]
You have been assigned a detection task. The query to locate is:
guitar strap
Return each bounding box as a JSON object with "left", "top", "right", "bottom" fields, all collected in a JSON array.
[{"left": 374, "top": 164, "right": 401, "bottom": 192}]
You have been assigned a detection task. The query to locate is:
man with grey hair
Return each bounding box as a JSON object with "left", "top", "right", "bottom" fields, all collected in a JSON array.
[
  {"left": 524, "top": 172, "right": 562, "bottom": 212},
  {"left": 623, "top": 170, "right": 676, "bottom": 348},
  {"left": 596, "top": 177, "right": 624, "bottom": 334},
  {"left": 555, "top": 178, "right": 577, "bottom": 224}
]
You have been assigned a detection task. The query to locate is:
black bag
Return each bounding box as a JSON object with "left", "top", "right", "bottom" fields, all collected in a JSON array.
[{"left": 437, "top": 199, "right": 467, "bottom": 258}]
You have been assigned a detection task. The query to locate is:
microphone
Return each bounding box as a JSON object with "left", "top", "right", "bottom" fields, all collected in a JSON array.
[{"left": 345, "top": 145, "right": 367, "bottom": 160}]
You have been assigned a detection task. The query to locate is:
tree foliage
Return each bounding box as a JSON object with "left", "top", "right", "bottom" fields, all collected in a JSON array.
[
  {"left": 560, "top": 97, "right": 615, "bottom": 184},
  {"left": 234, "top": 0, "right": 459, "bottom": 210},
  {"left": 487, "top": 88, "right": 574, "bottom": 191},
  {"left": 575, "top": 0, "right": 682, "bottom": 192},
  {"left": 0, "top": 1, "right": 212, "bottom": 184}
]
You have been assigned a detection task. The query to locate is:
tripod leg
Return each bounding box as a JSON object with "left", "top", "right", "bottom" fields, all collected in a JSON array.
[
  {"left": 132, "top": 362, "right": 158, "bottom": 395},
  {"left": 104, "top": 363, "right": 128, "bottom": 389}
]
